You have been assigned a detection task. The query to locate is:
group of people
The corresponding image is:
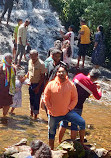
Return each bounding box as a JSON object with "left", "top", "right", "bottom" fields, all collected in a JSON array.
[
  {"left": 0, "top": 49, "right": 102, "bottom": 151},
  {"left": 0, "top": 2, "right": 104, "bottom": 151},
  {"left": 60, "top": 19, "right": 105, "bottom": 69}
]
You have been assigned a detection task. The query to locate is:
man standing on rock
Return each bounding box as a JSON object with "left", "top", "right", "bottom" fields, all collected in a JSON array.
[
  {"left": 44, "top": 64, "right": 85, "bottom": 150},
  {"left": 0, "top": 0, "right": 18, "bottom": 25},
  {"left": 14, "top": 19, "right": 30, "bottom": 66},
  {"left": 59, "top": 69, "right": 102, "bottom": 144},
  {"left": 76, "top": 19, "right": 91, "bottom": 68}
]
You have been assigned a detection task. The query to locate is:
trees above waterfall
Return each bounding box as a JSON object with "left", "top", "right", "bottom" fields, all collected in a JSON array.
[{"left": 49, "top": 0, "right": 111, "bottom": 67}]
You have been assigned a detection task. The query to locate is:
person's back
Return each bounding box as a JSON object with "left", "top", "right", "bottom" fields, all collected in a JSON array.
[
  {"left": 80, "top": 25, "right": 90, "bottom": 44},
  {"left": 73, "top": 73, "right": 93, "bottom": 109}
]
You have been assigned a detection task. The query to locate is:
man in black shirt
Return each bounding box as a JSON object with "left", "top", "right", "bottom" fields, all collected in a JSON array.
[{"left": 0, "top": 0, "right": 18, "bottom": 25}]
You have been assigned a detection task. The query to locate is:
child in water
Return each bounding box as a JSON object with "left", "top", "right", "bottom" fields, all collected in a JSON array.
[{"left": 9, "top": 71, "right": 30, "bottom": 115}]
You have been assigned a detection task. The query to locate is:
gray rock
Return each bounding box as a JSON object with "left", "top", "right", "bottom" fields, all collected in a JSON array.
[
  {"left": 18, "top": 145, "right": 31, "bottom": 152},
  {"left": 57, "top": 140, "right": 85, "bottom": 158},
  {"left": 52, "top": 150, "right": 68, "bottom": 158},
  {"left": 12, "top": 151, "right": 31, "bottom": 158},
  {"left": 14, "top": 138, "right": 28, "bottom": 146},
  {"left": 4, "top": 146, "right": 19, "bottom": 156}
]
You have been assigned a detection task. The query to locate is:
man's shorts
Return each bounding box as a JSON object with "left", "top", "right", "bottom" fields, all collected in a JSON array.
[{"left": 78, "top": 44, "right": 89, "bottom": 57}]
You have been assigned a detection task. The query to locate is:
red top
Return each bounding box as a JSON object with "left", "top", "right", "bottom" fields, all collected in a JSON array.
[{"left": 73, "top": 73, "right": 102, "bottom": 109}]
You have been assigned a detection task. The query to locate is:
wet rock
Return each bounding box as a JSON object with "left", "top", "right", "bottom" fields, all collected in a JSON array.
[
  {"left": 57, "top": 139, "right": 85, "bottom": 158},
  {"left": 52, "top": 150, "right": 68, "bottom": 158},
  {"left": 17, "top": 145, "right": 31, "bottom": 152},
  {"left": 4, "top": 146, "right": 19, "bottom": 156},
  {"left": 14, "top": 138, "right": 27, "bottom": 146},
  {"left": 94, "top": 148, "right": 109, "bottom": 157}
]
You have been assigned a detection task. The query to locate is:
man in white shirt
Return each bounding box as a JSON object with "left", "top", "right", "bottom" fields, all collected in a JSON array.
[{"left": 14, "top": 19, "right": 30, "bottom": 66}]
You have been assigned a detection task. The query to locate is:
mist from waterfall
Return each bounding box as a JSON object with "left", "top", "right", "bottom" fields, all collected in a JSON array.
[{"left": 0, "top": 0, "right": 64, "bottom": 59}]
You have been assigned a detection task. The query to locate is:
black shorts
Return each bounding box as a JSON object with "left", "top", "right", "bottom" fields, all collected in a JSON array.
[{"left": 78, "top": 44, "right": 89, "bottom": 57}]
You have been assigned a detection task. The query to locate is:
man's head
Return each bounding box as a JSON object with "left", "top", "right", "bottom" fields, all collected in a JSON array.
[
  {"left": 25, "top": 19, "right": 30, "bottom": 27},
  {"left": 3, "top": 53, "right": 12, "bottom": 65},
  {"left": 80, "top": 19, "right": 86, "bottom": 25},
  {"left": 68, "top": 25, "right": 74, "bottom": 32},
  {"left": 54, "top": 40, "right": 61, "bottom": 50},
  {"left": 30, "top": 49, "right": 38, "bottom": 63},
  {"left": 89, "top": 69, "right": 101, "bottom": 81},
  {"left": 17, "top": 18, "right": 22, "bottom": 25},
  {"left": 56, "top": 62, "right": 68, "bottom": 82},
  {"left": 30, "top": 140, "right": 52, "bottom": 158},
  {"left": 51, "top": 49, "right": 62, "bottom": 65}
]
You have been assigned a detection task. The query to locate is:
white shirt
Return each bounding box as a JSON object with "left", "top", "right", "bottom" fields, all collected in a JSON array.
[
  {"left": 17, "top": 23, "right": 27, "bottom": 46},
  {"left": 65, "top": 31, "right": 74, "bottom": 54}
]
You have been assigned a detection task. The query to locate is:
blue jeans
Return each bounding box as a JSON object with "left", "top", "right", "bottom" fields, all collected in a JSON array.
[
  {"left": 60, "top": 108, "right": 83, "bottom": 131},
  {"left": 48, "top": 110, "right": 85, "bottom": 140}
]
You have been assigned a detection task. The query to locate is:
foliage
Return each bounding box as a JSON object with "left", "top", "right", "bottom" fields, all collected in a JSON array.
[
  {"left": 83, "top": 0, "right": 111, "bottom": 65},
  {"left": 49, "top": 0, "right": 111, "bottom": 66},
  {"left": 49, "top": 0, "right": 87, "bottom": 31}
]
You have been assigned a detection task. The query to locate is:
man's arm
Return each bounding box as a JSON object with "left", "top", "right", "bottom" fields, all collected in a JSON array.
[
  {"left": 68, "top": 84, "right": 78, "bottom": 111},
  {"left": 60, "top": 30, "right": 71, "bottom": 40},
  {"left": 79, "top": 25, "right": 85, "bottom": 35},
  {"left": 44, "top": 82, "right": 52, "bottom": 110},
  {"left": 92, "top": 83, "right": 102, "bottom": 100}
]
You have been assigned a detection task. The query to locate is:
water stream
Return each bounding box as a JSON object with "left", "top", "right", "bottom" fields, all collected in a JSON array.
[{"left": 0, "top": 0, "right": 64, "bottom": 59}]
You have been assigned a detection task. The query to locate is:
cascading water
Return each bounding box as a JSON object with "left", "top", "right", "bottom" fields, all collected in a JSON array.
[{"left": 0, "top": 0, "right": 64, "bottom": 60}]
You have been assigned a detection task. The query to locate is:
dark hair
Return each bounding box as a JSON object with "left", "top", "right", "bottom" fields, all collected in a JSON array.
[
  {"left": 90, "top": 69, "right": 101, "bottom": 79},
  {"left": 17, "top": 18, "right": 22, "bottom": 23},
  {"left": 66, "top": 45, "right": 72, "bottom": 57},
  {"left": 69, "top": 25, "right": 74, "bottom": 32},
  {"left": 80, "top": 18, "right": 86, "bottom": 24},
  {"left": 98, "top": 25, "right": 104, "bottom": 39},
  {"left": 31, "top": 140, "right": 52, "bottom": 158},
  {"left": 57, "top": 61, "right": 69, "bottom": 73}
]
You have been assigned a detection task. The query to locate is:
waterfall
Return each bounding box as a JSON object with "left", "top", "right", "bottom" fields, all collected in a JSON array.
[{"left": 0, "top": 0, "right": 64, "bottom": 60}]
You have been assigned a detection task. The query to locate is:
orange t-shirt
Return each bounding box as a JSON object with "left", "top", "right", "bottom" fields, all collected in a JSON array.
[
  {"left": 44, "top": 76, "right": 78, "bottom": 116},
  {"left": 80, "top": 25, "right": 91, "bottom": 44}
]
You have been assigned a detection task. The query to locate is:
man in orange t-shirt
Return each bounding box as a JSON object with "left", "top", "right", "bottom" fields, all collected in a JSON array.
[
  {"left": 44, "top": 63, "right": 85, "bottom": 150},
  {"left": 77, "top": 19, "right": 91, "bottom": 68}
]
